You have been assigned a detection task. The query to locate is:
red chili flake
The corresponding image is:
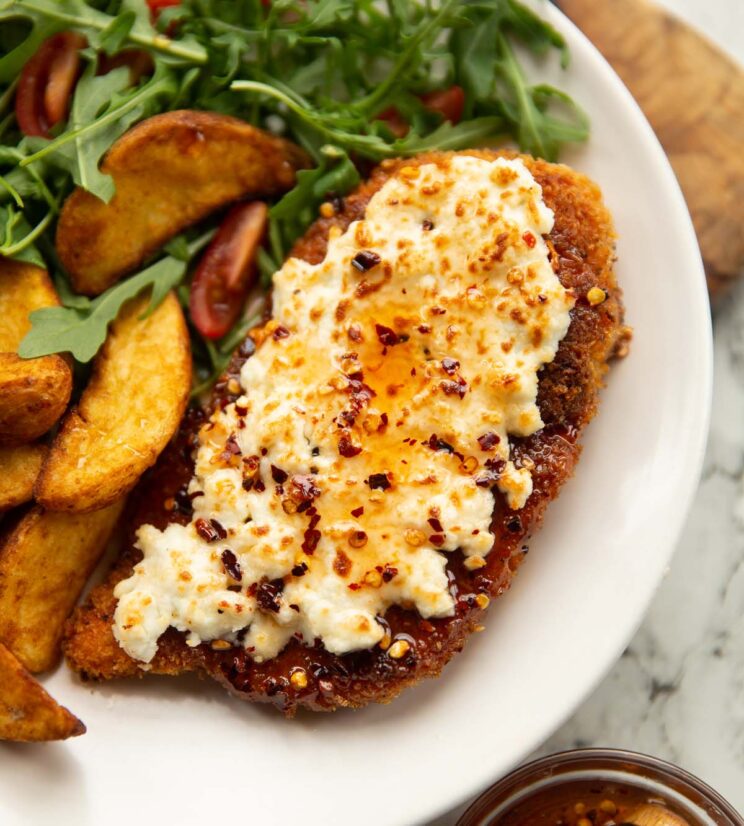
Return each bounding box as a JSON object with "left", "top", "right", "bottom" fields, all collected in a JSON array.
[
  {"left": 537, "top": 294, "right": 547, "bottom": 303},
  {"left": 256, "top": 578, "right": 284, "bottom": 613},
  {"left": 235, "top": 403, "right": 248, "bottom": 417},
  {"left": 428, "top": 517, "right": 444, "bottom": 533},
  {"left": 260, "top": 447, "right": 268, "bottom": 456},
  {"left": 346, "top": 376, "right": 376, "bottom": 409},
  {"left": 338, "top": 434, "right": 362, "bottom": 457},
  {"left": 220, "top": 433, "right": 241, "bottom": 461},
  {"left": 441, "top": 376, "right": 467, "bottom": 399},
  {"left": 254, "top": 478, "right": 266, "bottom": 493},
  {"left": 336, "top": 409, "right": 356, "bottom": 428},
  {"left": 291, "top": 562, "right": 308, "bottom": 577},
  {"left": 422, "top": 219, "right": 434, "bottom": 231},
  {"left": 289, "top": 603, "right": 300, "bottom": 612},
  {"left": 375, "top": 324, "right": 400, "bottom": 347},
  {"left": 367, "top": 472, "right": 391, "bottom": 491},
  {"left": 271, "top": 465, "right": 288, "bottom": 484},
  {"left": 348, "top": 324, "right": 363, "bottom": 342},
  {"left": 522, "top": 231, "right": 536, "bottom": 248},
  {"left": 221, "top": 549, "right": 242, "bottom": 581},
  {"left": 272, "top": 324, "right": 290, "bottom": 340},
  {"left": 429, "top": 534, "right": 445, "bottom": 547},
  {"left": 195, "top": 518, "right": 227, "bottom": 542},
  {"left": 430, "top": 306, "right": 446, "bottom": 315},
  {"left": 351, "top": 250, "right": 381, "bottom": 272},
  {"left": 478, "top": 432, "right": 501, "bottom": 451},
  {"left": 427, "top": 433, "right": 455, "bottom": 453},
  {"left": 381, "top": 565, "right": 398, "bottom": 583},
  {"left": 475, "top": 459, "right": 505, "bottom": 487},
  {"left": 348, "top": 583, "right": 361, "bottom": 591},
  {"left": 418, "top": 324, "right": 431, "bottom": 334},
  {"left": 302, "top": 529, "right": 321, "bottom": 555},
  {"left": 351, "top": 506, "right": 364, "bottom": 518},
  {"left": 290, "top": 475, "right": 320, "bottom": 501},
  {"left": 441, "top": 357, "right": 460, "bottom": 374},
  {"left": 242, "top": 478, "right": 254, "bottom": 492}
]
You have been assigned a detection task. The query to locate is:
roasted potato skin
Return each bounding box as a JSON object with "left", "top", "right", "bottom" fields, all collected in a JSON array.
[
  {"left": 0, "top": 258, "right": 60, "bottom": 351},
  {"left": 0, "top": 642, "right": 85, "bottom": 741},
  {"left": 0, "top": 353, "right": 72, "bottom": 446},
  {"left": 57, "top": 110, "right": 309, "bottom": 295},
  {"left": 0, "top": 501, "right": 125, "bottom": 673},
  {"left": 0, "top": 259, "right": 73, "bottom": 445},
  {"left": 35, "top": 291, "right": 191, "bottom": 513},
  {"left": 0, "top": 443, "right": 46, "bottom": 511}
]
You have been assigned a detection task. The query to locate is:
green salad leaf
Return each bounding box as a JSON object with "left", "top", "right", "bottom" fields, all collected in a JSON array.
[
  {"left": 0, "top": 0, "right": 589, "bottom": 384},
  {"left": 19, "top": 253, "right": 186, "bottom": 361}
]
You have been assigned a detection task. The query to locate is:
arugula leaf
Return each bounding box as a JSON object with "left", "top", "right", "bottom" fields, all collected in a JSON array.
[
  {"left": 263, "top": 144, "right": 360, "bottom": 275},
  {"left": 2, "top": 0, "right": 589, "bottom": 369},
  {"left": 18, "top": 254, "right": 186, "bottom": 361},
  {"left": 0, "top": 0, "right": 207, "bottom": 64},
  {"left": 98, "top": 10, "right": 136, "bottom": 55},
  {"left": 42, "top": 63, "right": 133, "bottom": 201},
  {"left": 20, "top": 61, "right": 179, "bottom": 194}
]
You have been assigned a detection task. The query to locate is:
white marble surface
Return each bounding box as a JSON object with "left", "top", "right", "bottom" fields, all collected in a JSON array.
[{"left": 433, "top": 2, "right": 744, "bottom": 822}]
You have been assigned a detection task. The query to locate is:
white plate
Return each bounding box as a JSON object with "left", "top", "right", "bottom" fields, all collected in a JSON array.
[{"left": 0, "top": 6, "right": 712, "bottom": 825}]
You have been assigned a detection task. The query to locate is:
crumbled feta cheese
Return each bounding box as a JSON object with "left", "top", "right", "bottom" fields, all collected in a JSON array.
[{"left": 114, "top": 156, "right": 574, "bottom": 664}]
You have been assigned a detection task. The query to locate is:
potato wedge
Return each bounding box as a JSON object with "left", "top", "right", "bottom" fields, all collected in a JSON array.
[
  {"left": 0, "top": 443, "right": 46, "bottom": 511},
  {"left": 0, "top": 258, "right": 61, "bottom": 351},
  {"left": 56, "top": 110, "right": 308, "bottom": 295},
  {"left": 0, "top": 501, "right": 125, "bottom": 673},
  {"left": 0, "top": 642, "right": 85, "bottom": 741},
  {"left": 0, "top": 353, "right": 73, "bottom": 446},
  {"left": 35, "top": 291, "right": 190, "bottom": 512},
  {"left": 0, "top": 259, "right": 73, "bottom": 446}
]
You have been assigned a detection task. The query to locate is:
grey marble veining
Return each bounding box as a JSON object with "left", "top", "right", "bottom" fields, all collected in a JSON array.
[{"left": 431, "top": 2, "right": 744, "bottom": 821}]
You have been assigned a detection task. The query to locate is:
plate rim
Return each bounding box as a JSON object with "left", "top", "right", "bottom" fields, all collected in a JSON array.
[{"left": 411, "top": 5, "right": 714, "bottom": 823}]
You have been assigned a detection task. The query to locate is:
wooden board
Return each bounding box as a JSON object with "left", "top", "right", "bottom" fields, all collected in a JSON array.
[{"left": 557, "top": 0, "right": 744, "bottom": 296}]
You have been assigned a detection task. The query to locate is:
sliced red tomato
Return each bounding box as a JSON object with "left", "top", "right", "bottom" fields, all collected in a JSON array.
[
  {"left": 190, "top": 202, "right": 268, "bottom": 340},
  {"left": 146, "top": 0, "right": 181, "bottom": 10},
  {"left": 43, "top": 32, "right": 86, "bottom": 126},
  {"left": 420, "top": 85, "right": 465, "bottom": 125},
  {"left": 16, "top": 32, "right": 85, "bottom": 138},
  {"left": 97, "top": 49, "right": 155, "bottom": 85},
  {"left": 377, "top": 105, "right": 409, "bottom": 139},
  {"left": 376, "top": 85, "right": 465, "bottom": 140}
]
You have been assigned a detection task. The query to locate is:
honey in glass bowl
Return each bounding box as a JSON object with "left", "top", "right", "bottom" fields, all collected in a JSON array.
[{"left": 457, "top": 749, "right": 742, "bottom": 826}]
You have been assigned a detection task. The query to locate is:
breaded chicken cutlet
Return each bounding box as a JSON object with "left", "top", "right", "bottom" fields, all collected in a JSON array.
[{"left": 64, "top": 150, "right": 627, "bottom": 714}]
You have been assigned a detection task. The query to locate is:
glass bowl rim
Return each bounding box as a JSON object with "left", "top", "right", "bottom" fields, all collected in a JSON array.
[{"left": 456, "top": 747, "right": 743, "bottom": 825}]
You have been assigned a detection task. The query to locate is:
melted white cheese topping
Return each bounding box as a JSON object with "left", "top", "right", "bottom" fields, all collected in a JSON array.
[{"left": 114, "top": 156, "right": 575, "bottom": 664}]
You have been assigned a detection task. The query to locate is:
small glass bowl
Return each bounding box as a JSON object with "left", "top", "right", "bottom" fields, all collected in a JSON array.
[{"left": 457, "top": 748, "right": 742, "bottom": 826}]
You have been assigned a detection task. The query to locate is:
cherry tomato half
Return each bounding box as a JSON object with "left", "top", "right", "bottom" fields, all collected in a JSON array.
[
  {"left": 420, "top": 85, "right": 465, "bottom": 125},
  {"left": 189, "top": 202, "right": 268, "bottom": 340},
  {"left": 146, "top": 0, "right": 181, "bottom": 10},
  {"left": 16, "top": 32, "right": 86, "bottom": 138},
  {"left": 377, "top": 85, "right": 465, "bottom": 139},
  {"left": 97, "top": 49, "right": 155, "bottom": 85}
]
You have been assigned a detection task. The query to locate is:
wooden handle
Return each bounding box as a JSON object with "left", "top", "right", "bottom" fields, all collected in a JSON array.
[{"left": 556, "top": 0, "right": 744, "bottom": 296}]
